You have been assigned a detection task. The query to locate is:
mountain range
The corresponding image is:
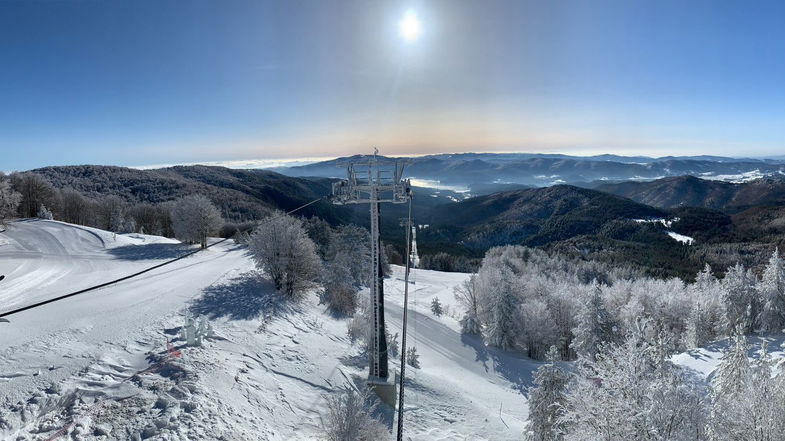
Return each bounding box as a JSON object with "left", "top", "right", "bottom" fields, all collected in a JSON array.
[{"left": 273, "top": 153, "right": 785, "bottom": 189}]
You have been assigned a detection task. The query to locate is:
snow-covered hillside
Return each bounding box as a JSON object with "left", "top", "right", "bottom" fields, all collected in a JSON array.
[{"left": 1, "top": 220, "right": 533, "bottom": 440}]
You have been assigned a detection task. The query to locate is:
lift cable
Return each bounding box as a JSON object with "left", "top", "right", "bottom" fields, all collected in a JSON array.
[
  {"left": 0, "top": 197, "right": 323, "bottom": 320},
  {"left": 396, "top": 196, "right": 413, "bottom": 441}
]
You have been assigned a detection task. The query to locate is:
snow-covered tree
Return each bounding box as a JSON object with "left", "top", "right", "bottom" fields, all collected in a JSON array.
[
  {"left": 560, "top": 320, "right": 708, "bottom": 441},
  {"left": 525, "top": 346, "right": 568, "bottom": 441},
  {"left": 170, "top": 194, "right": 223, "bottom": 249},
  {"left": 570, "top": 283, "right": 618, "bottom": 361},
  {"left": 721, "top": 263, "right": 758, "bottom": 333},
  {"left": 36, "top": 204, "right": 53, "bottom": 220},
  {"left": 454, "top": 275, "right": 482, "bottom": 334},
  {"left": 321, "top": 388, "right": 388, "bottom": 441},
  {"left": 0, "top": 178, "right": 21, "bottom": 227},
  {"left": 321, "top": 225, "right": 370, "bottom": 315},
  {"left": 430, "top": 297, "right": 443, "bottom": 316},
  {"left": 478, "top": 265, "right": 520, "bottom": 350},
  {"left": 521, "top": 299, "right": 560, "bottom": 360},
  {"left": 684, "top": 302, "right": 715, "bottom": 349},
  {"left": 758, "top": 249, "right": 785, "bottom": 333},
  {"left": 406, "top": 346, "right": 420, "bottom": 368},
  {"left": 710, "top": 338, "right": 785, "bottom": 441},
  {"left": 248, "top": 213, "right": 321, "bottom": 297},
  {"left": 711, "top": 327, "right": 750, "bottom": 399}
]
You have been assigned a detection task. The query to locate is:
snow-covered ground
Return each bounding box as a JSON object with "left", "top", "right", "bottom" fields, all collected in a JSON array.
[
  {"left": 673, "top": 335, "right": 785, "bottom": 382},
  {"left": 666, "top": 231, "right": 695, "bottom": 245},
  {"left": 0, "top": 220, "right": 533, "bottom": 440}
]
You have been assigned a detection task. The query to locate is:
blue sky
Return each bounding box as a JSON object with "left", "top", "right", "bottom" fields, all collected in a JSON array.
[{"left": 1, "top": 0, "right": 785, "bottom": 170}]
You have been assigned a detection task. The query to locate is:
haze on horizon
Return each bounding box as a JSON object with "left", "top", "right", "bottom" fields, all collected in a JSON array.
[{"left": 2, "top": 0, "right": 785, "bottom": 171}]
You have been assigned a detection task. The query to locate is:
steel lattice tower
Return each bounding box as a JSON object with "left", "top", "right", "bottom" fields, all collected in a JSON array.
[{"left": 331, "top": 150, "right": 411, "bottom": 382}]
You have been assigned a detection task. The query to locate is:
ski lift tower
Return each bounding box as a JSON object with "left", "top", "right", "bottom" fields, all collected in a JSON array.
[{"left": 331, "top": 149, "right": 411, "bottom": 404}]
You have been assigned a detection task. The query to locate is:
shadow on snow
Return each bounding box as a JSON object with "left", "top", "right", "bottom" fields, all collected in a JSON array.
[{"left": 189, "top": 271, "right": 292, "bottom": 321}]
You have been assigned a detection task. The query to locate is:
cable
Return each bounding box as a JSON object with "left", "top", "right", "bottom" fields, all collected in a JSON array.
[
  {"left": 0, "top": 197, "right": 323, "bottom": 319},
  {"left": 396, "top": 196, "right": 413, "bottom": 441}
]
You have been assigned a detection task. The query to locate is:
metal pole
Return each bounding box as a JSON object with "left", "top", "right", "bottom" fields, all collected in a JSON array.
[{"left": 396, "top": 197, "right": 413, "bottom": 441}]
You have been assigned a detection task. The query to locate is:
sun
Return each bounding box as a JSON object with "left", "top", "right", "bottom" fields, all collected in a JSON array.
[{"left": 399, "top": 10, "right": 422, "bottom": 43}]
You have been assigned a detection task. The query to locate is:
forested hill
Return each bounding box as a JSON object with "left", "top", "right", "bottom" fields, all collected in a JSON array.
[
  {"left": 596, "top": 175, "right": 785, "bottom": 212},
  {"left": 31, "top": 165, "right": 349, "bottom": 223},
  {"left": 422, "top": 185, "right": 667, "bottom": 248}
]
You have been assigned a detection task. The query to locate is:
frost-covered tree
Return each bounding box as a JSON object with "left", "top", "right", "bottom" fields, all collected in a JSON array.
[
  {"left": 170, "top": 194, "right": 223, "bottom": 248},
  {"left": 248, "top": 214, "right": 321, "bottom": 297},
  {"left": 0, "top": 178, "right": 21, "bottom": 227},
  {"left": 454, "top": 275, "right": 482, "bottom": 334},
  {"left": 321, "top": 388, "right": 388, "bottom": 441},
  {"left": 478, "top": 265, "right": 520, "bottom": 350},
  {"left": 758, "top": 249, "right": 785, "bottom": 333},
  {"left": 721, "top": 263, "right": 758, "bottom": 333},
  {"left": 560, "top": 321, "right": 708, "bottom": 441},
  {"left": 525, "top": 346, "right": 568, "bottom": 441},
  {"left": 570, "top": 283, "right": 618, "bottom": 362},
  {"left": 430, "top": 297, "right": 443, "bottom": 316},
  {"left": 321, "top": 225, "right": 370, "bottom": 315},
  {"left": 711, "top": 328, "right": 750, "bottom": 399},
  {"left": 710, "top": 338, "right": 785, "bottom": 441},
  {"left": 406, "top": 346, "right": 420, "bottom": 368},
  {"left": 521, "top": 299, "right": 560, "bottom": 360},
  {"left": 36, "top": 204, "right": 53, "bottom": 220}
]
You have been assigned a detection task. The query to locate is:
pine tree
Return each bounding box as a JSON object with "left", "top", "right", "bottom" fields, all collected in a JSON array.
[
  {"left": 758, "top": 248, "right": 785, "bottom": 333},
  {"left": 525, "top": 346, "right": 568, "bottom": 441},
  {"left": 721, "top": 263, "right": 757, "bottom": 333},
  {"left": 483, "top": 267, "right": 519, "bottom": 350},
  {"left": 406, "top": 346, "right": 420, "bottom": 368},
  {"left": 570, "top": 283, "right": 618, "bottom": 361},
  {"left": 430, "top": 297, "right": 443, "bottom": 317},
  {"left": 712, "top": 328, "right": 750, "bottom": 399}
]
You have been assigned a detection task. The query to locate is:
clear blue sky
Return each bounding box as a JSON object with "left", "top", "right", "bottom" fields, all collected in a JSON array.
[{"left": 2, "top": 0, "right": 785, "bottom": 170}]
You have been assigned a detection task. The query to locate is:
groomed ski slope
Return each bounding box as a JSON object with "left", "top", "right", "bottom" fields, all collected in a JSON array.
[{"left": 1, "top": 220, "right": 533, "bottom": 440}]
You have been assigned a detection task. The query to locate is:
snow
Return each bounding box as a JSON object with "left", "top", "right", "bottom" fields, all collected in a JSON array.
[
  {"left": 1, "top": 220, "right": 534, "bottom": 440},
  {"left": 701, "top": 169, "right": 766, "bottom": 183},
  {"left": 633, "top": 217, "right": 678, "bottom": 228},
  {"left": 667, "top": 231, "right": 694, "bottom": 245},
  {"left": 673, "top": 336, "right": 785, "bottom": 381}
]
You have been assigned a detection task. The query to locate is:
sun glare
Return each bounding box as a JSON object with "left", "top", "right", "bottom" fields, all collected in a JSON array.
[{"left": 399, "top": 10, "right": 422, "bottom": 43}]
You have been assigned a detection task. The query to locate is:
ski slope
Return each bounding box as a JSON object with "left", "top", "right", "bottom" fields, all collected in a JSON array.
[{"left": 0, "top": 220, "right": 533, "bottom": 440}]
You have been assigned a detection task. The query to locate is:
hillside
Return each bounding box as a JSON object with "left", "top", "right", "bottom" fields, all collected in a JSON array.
[
  {"left": 31, "top": 165, "right": 350, "bottom": 223},
  {"left": 421, "top": 185, "right": 668, "bottom": 248},
  {"left": 596, "top": 175, "right": 785, "bottom": 212},
  {"left": 0, "top": 220, "right": 529, "bottom": 440}
]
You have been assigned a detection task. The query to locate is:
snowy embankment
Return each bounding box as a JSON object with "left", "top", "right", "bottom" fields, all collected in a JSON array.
[{"left": 1, "top": 220, "right": 533, "bottom": 440}]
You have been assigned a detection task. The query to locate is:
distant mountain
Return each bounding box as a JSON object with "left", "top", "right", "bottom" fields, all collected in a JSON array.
[
  {"left": 596, "top": 176, "right": 785, "bottom": 212},
  {"left": 272, "top": 153, "right": 785, "bottom": 189}
]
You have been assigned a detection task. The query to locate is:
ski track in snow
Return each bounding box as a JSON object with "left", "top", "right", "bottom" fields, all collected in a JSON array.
[{"left": 1, "top": 220, "right": 532, "bottom": 440}]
